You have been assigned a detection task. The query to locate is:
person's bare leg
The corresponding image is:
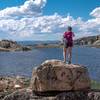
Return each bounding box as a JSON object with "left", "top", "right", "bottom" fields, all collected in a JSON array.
[
  {"left": 63, "top": 47, "right": 67, "bottom": 63},
  {"left": 68, "top": 47, "right": 72, "bottom": 64}
]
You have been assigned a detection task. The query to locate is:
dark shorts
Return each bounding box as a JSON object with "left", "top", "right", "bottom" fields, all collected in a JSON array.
[{"left": 63, "top": 41, "right": 73, "bottom": 48}]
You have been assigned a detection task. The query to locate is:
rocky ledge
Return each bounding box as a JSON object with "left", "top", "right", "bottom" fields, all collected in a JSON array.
[
  {"left": 74, "top": 35, "right": 100, "bottom": 48},
  {"left": 0, "top": 60, "right": 100, "bottom": 100},
  {"left": 0, "top": 76, "right": 30, "bottom": 100},
  {"left": 0, "top": 40, "right": 31, "bottom": 51},
  {"left": 3, "top": 88, "right": 100, "bottom": 100}
]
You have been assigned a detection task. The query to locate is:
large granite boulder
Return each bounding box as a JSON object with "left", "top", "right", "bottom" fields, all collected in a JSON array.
[{"left": 30, "top": 60, "right": 91, "bottom": 92}]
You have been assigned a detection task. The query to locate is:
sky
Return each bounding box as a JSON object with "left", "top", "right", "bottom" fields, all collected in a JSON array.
[{"left": 0, "top": 0, "right": 100, "bottom": 41}]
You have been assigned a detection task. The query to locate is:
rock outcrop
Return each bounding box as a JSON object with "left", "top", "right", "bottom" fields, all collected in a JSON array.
[
  {"left": 0, "top": 76, "right": 30, "bottom": 100},
  {"left": 3, "top": 88, "right": 100, "bottom": 100},
  {"left": 74, "top": 35, "right": 100, "bottom": 47},
  {"left": 0, "top": 76, "right": 30, "bottom": 92},
  {"left": 30, "top": 60, "right": 91, "bottom": 92},
  {"left": 0, "top": 40, "right": 31, "bottom": 51},
  {"left": 93, "top": 40, "right": 100, "bottom": 46}
]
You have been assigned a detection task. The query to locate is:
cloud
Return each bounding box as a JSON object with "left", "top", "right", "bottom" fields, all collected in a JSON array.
[
  {"left": 0, "top": 13, "right": 82, "bottom": 40},
  {"left": 0, "top": 0, "right": 47, "bottom": 19},
  {"left": 90, "top": 7, "right": 100, "bottom": 18},
  {"left": 0, "top": 0, "right": 100, "bottom": 40},
  {"left": 80, "top": 7, "right": 100, "bottom": 37}
]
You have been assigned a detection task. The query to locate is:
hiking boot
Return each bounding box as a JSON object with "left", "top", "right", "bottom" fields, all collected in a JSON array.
[
  {"left": 63, "top": 61, "right": 66, "bottom": 63},
  {"left": 68, "top": 61, "right": 71, "bottom": 64}
]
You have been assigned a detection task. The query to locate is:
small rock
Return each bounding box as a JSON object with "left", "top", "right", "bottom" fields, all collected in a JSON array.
[{"left": 14, "top": 84, "right": 21, "bottom": 89}]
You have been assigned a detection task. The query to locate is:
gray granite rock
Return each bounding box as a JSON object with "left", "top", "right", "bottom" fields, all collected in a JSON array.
[{"left": 30, "top": 60, "right": 91, "bottom": 92}]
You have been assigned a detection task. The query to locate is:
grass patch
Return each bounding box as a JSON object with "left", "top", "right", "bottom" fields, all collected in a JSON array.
[{"left": 91, "top": 80, "right": 100, "bottom": 89}]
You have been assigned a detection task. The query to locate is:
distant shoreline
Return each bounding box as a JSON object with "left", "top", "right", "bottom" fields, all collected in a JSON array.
[
  {"left": 0, "top": 43, "right": 100, "bottom": 52},
  {"left": 0, "top": 35, "right": 100, "bottom": 52}
]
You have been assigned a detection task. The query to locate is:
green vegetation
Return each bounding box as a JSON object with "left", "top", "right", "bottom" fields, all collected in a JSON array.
[{"left": 91, "top": 80, "right": 100, "bottom": 89}]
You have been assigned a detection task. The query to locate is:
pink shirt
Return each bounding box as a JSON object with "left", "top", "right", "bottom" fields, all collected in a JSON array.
[{"left": 63, "top": 31, "right": 74, "bottom": 42}]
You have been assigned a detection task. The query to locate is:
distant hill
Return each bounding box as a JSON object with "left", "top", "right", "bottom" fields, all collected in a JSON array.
[{"left": 17, "top": 40, "right": 60, "bottom": 46}]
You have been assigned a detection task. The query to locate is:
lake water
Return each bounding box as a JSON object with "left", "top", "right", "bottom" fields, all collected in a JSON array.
[{"left": 0, "top": 46, "right": 100, "bottom": 81}]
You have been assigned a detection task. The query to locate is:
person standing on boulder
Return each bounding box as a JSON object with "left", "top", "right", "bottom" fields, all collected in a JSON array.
[{"left": 63, "top": 26, "right": 75, "bottom": 64}]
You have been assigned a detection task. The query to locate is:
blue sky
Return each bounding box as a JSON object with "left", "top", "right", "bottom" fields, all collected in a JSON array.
[
  {"left": 43, "top": 0, "right": 100, "bottom": 20},
  {"left": 0, "top": 0, "right": 26, "bottom": 9},
  {"left": 0, "top": 0, "right": 99, "bottom": 19},
  {"left": 0, "top": 0, "right": 100, "bottom": 41}
]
